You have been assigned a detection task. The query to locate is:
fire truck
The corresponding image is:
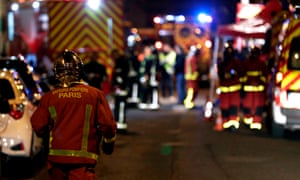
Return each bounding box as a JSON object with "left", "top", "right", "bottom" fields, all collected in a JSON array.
[
  {"left": 266, "top": 5, "right": 300, "bottom": 138},
  {"left": 152, "top": 14, "right": 212, "bottom": 72},
  {"left": 1, "top": 0, "right": 125, "bottom": 93}
]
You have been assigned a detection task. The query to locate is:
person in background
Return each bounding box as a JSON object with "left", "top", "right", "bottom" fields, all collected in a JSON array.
[
  {"left": 138, "top": 45, "right": 160, "bottom": 110},
  {"left": 174, "top": 44, "right": 186, "bottom": 105},
  {"left": 218, "top": 46, "right": 244, "bottom": 130},
  {"left": 126, "top": 48, "right": 141, "bottom": 105},
  {"left": 31, "top": 50, "right": 117, "bottom": 180},
  {"left": 83, "top": 52, "right": 108, "bottom": 90},
  {"left": 242, "top": 47, "right": 268, "bottom": 130},
  {"left": 184, "top": 47, "right": 201, "bottom": 109},
  {"left": 158, "top": 43, "right": 176, "bottom": 101},
  {"left": 111, "top": 49, "right": 130, "bottom": 131}
]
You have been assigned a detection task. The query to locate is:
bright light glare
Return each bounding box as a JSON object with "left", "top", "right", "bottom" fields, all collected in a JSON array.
[
  {"left": 175, "top": 15, "right": 185, "bottom": 22},
  {"left": 11, "top": 3, "right": 19, "bottom": 11},
  {"left": 155, "top": 41, "right": 163, "bottom": 49},
  {"left": 165, "top": 15, "right": 175, "bottom": 21},
  {"left": 32, "top": 1, "right": 40, "bottom": 9},
  {"left": 197, "top": 13, "right": 212, "bottom": 23},
  {"left": 205, "top": 40, "right": 212, "bottom": 48},
  {"left": 87, "top": 0, "right": 101, "bottom": 10},
  {"left": 153, "top": 16, "right": 162, "bottom": 24}
]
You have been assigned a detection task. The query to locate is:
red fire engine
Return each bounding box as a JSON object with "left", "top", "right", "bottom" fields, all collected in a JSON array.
[{"left": 1, "top": 0, "right": 125, "bottom": 92}]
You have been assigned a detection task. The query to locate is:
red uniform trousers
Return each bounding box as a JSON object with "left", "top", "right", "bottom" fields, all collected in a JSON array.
[
  {"left": 48, "top": 162, "right": 96, "bottom": 180},
  {"left": 219, "top": 90, "right": 240, "bottom": 127},
  {"left": 242, "top": 91, "right": 265, "bottom": 124}
]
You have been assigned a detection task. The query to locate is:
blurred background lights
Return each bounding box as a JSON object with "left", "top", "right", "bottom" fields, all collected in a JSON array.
[
  {"left": 32, "top": 1, "right": 40, "bottom": 9},
  {"left": 153, "top": 16, "right": 163, "bottom": 24},
  {"left": 11, "top": 3, "right": 19, "bottom": 12},
  {"left": 175, "top": 15, "right": 185, "bottom": 22},
  {"left": 197, "top": 13, "right": 212, "bottom": 23},
  {"left": 165, "top": 15, "right": 175, "bottom": 21},
  {"left": 87, "top": 0, "right": 101, "bottom": 10}
]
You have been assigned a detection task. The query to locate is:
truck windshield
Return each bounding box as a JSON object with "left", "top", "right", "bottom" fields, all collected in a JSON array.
[{"left": 288, "top": 37, "right": 300, "bottom": 70}]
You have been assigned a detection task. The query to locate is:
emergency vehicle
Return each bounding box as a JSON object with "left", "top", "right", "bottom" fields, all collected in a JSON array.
[
  {"left": 1, "top": 0, "right": 125, "bottom": 93},
  {"left": 150, "top": 14, "right": 213, "bottom": 87},
  {"left": 268, "top": 6, "right": 300, "bottom": 138}
]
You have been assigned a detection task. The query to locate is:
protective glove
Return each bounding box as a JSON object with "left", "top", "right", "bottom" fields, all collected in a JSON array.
[{"left": 102, "top": 136, "right": 116, "bottom": 155}]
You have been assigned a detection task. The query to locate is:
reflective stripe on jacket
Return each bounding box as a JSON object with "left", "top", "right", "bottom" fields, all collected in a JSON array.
[
  {"left": 48, "top": 105, "right": 99, "bottom": 160},
  {"left": 219, "top": 84, "right": 241, "bottom": 93},
  {"left": 30, "top": 83, "right": 117, "bottom": 164}
]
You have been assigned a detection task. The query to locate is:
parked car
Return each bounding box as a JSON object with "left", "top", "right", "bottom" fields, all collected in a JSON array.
[{"left": 0, "top": 56, "right": 44, "bottom": 159}]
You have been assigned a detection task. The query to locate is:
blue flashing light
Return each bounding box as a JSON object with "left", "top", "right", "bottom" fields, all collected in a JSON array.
[{"left": 197, "top": 13, "right": 212, "bottom": 23}]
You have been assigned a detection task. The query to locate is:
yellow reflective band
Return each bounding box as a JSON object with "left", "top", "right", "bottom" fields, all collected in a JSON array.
[
  {"left": 184, "top": 88, "right": 195, "bottom": 109},
  {"left": 220, "top": 85, "right": 241, "bottom": 93},
  {"left": 49, "top": 104, "right": 97, "bottom": 161},
  {"left": 250, "top": 122, "right": 262, "bottom": 130},
  {"left": 185, "top": 72, "right": 199, "bottom": 80},
  {"left": 49, "top": 149, "right": 98, "bottom": 160},
  {"left": 247, "top": 71, "right": 262, "bottom": 76},
  {"left": 243, "top": 85, "right": 265, "bottom": 92},
  {"left": 243, "top": 117, "right": 253, "bottom": 125},
  {"left": 240, "top": 76, "right": 247, "bottom": 83},
  {"left": 103, "top": 135, "right": 117, "bottom": 143},
  {"left": 83, "top": 104, "right": 92, "bottom": 151},
  {"left": 223, "top": 120, "right": 240, "bottom": 129},
  {"left": 48, "top": 106, "right": 57, "bottom": 121},
  {"left": 48, "top": 106, "right": 57, "bottom": 148},
  {"left": 260, "top": 76, "right": 266, "bottom": 82}
]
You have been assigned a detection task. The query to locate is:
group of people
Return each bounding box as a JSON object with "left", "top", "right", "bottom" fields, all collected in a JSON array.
[
  {"left": 31, "top": 42, "right": 272, "bottom": 180},
  {"left": 136, "top": 42, "right": 210, "bottom": 110},
  {"left": 217, "top": 45, "right": 269, "bottom": 131}
]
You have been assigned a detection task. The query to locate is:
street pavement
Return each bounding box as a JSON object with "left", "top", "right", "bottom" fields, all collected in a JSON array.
[{"left": 19, "top": 89, "right": 300, "bottom": 180}]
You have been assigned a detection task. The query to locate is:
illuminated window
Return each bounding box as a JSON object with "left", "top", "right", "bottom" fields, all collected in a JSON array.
[{"left": 288, "top": 37, "right": 300, "bottom": 70}]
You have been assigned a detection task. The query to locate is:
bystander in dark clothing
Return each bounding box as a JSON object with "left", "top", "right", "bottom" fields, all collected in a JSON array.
[
  {"left": 84, "top": 52, "right": 107, "bottom": 90},
  {"left": 174, "top": 45, "right": 186, "bottom": 104},
  {"left": 111, "top": 49, "right": 130, "bottom": 131}
]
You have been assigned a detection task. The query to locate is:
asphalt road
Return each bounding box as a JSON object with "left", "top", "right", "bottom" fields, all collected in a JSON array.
[{"left": 4, "top": 91, "right": 300, "bottom": 180}]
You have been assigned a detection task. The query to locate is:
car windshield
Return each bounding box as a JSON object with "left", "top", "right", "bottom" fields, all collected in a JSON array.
[
  {"left": 288, "top": 37, "right": 300, "bottom": 70},
  {"left": 0, "top": 79, "right": 15, "bottom": 99}
]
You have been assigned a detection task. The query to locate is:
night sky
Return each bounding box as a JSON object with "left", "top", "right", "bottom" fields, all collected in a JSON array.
[{"left": 124, "top": 0, "right": 239, "bottom": 28}]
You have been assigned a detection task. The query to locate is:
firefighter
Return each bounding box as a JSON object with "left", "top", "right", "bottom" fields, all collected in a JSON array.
[
  {"left": 138, "top": 45, "right": 160, "bottom": 110},
  {"left": 184, "top": 47, "right": 201, "bottom": 109},
  {"left": 242, "top": 47, "right": 268, "bottom": 130},
  {"left": 218, "top": 46, "right": 244, "bottom": 130},
  {"left": 83, "top": 51, "right": 108, "bottom": 90},
  {"left": 31, "top": 50, "right": 117, "bottom": 180},
  {"left": 111, "top": 49, "right": 130, "bottom": 131}
]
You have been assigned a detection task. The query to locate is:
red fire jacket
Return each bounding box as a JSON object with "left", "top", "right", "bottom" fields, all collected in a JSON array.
[
  {"left": 218, "top": 58, "right": 244, "bottom": 90},
  {"left": 31, "top": 82, "right": 117, "bottom": 165},
  {"left": 243, "top": 57, "right": 268, "bottom": 91}
]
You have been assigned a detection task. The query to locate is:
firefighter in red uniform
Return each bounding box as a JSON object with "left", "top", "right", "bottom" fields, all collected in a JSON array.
[
  {"left": 184, "top": 47, "right": 201, "bottom": 109},
  {"left": 242, "top": 47, "right": 268, "bottom": 130},
  {"left": 31, "top": 50, "right": 117, "bottom": 180},
  {"left": 218, "top": 46, "right": 244, "bottom": 130}
]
